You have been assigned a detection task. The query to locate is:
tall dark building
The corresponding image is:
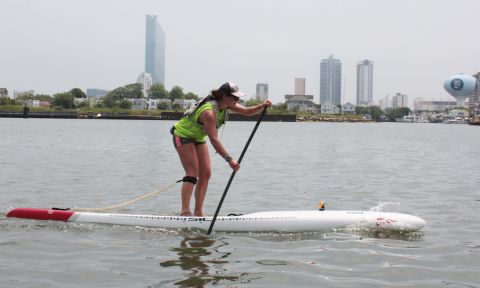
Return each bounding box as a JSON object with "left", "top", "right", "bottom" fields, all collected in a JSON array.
[
  {"left": 145, "top": 15, "right": 165, "bottom": 85},
  {"left": 356, "top": 59, "right": 374, "bottom": 106},
  {"left": 320, "top": 55, "right": 342, "bottom": 105}
]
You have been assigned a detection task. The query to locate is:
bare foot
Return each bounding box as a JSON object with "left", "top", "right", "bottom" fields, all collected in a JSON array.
[
  {"left": 180, "top": 211, "right": 193, "bottom": 216},
  {"left": 194, "top": 210, "right": 205, "bottom": 217}
]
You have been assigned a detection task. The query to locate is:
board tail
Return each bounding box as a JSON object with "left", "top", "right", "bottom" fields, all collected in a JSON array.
[{"left": 6, "top": 208, "right": 75, "bottom": 222}]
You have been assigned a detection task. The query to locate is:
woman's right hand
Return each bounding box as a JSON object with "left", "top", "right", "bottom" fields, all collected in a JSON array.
[{"left": 228, "top": 159, "right": 240, "bottom": 171}]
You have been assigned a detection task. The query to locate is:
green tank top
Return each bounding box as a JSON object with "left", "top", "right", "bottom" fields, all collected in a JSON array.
[{"left": 173, "top": 101, "right": 226, "bottom": 142}]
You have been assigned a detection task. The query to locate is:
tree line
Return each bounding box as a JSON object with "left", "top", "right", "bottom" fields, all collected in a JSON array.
[
  {"left": 102, "top": 83, "right": 200, "bottom": 109},
  {"left": 2, "top": 84, "right": 411, "bottom": 120},
  {"left": 0, "top": 84, "right": 200, "bottom": 110},
  {"left": 355, "top": 106, "right": 411, "bottom": 121}
]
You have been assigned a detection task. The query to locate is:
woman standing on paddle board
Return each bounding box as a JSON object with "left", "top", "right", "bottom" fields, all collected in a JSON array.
[{"left": 171, "top": 82, "right": 271, "bottom": 217}]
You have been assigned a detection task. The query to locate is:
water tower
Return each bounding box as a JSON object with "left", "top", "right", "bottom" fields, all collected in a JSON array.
[{"left": 443, "top": 74, "right": 478, "bottom": 107}]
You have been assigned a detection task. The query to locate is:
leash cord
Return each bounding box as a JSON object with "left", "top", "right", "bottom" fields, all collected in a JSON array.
[{"left": 70, "top": 181, "right": 179, "bottom": 212}]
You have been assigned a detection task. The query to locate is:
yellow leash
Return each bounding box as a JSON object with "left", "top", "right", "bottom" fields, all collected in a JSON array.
[{"left": 71, "top": 181, "right": 178, "bottom": 213}]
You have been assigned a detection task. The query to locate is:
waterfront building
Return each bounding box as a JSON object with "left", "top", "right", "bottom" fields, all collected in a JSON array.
[
  {"left": 320, "top": 55, "right": 342, "bottom": 105},
  {"left": 23, "top": 100, "right": 50, "bottom": 108},
  {"left": 147, "top": 98, "right": 171, "bottom": 110},
  {"left": 255, "top": 83, "right": 268, "bottom": 101},
  {"left": 86, "top": 88, "right": 110, "bottom": 98},
  {"left": 137, "top": 72, "right": 153, "bottom": 98},
  {"left": 285, "top": 95, "right": 317, "bottom": 112},
  {"left": 413, "top": 98, "right": 457, "bottom": 111},
  {"left": 145, "top": 15, "right": 166, "bottom": 85},
  {"left": 356, "top": 60, "right": 374, "bottom": 106},
  {"left": 392, "top": 93, "right": 408, "bottom": 108},
  {"left": 130, "top": 98, "right": 148, "bottom": 110},
  {"left": 24, "top": 100, "right": 40, "bottom": 107},
  {"left": 341, "top": 102, "right": 356, "bottom": 115},
  {"left": 0, "top": 88, "right": 8, "bottom": 97},
  {"left": 173, "top": 99, "right": 196, "bottom": 110},
  {"left": 413, "top": 97, "right": 465, "bottom": 122},
  {"left": 285, "top": 78, "right": 316, "bottom": 112},
  {"left": 321, "top": 103, "right": 340, "bottom": 114}
]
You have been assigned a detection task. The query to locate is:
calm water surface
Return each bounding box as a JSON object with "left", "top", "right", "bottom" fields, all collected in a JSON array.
[{"left": 0, "top": 118, "right": 479, "bottom": 287}]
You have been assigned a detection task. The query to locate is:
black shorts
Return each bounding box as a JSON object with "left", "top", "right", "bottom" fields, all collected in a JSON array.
[
  {"left": 172, "top": 134, "right": 206, "bottom": 148},
  {"left": 170, "top": 126, "right": 205, "bottom": 148}
]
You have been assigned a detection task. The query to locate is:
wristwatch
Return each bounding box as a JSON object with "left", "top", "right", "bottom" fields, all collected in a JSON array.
[{"left": 224, "top": 155, "right": 233, "bottom": 162}]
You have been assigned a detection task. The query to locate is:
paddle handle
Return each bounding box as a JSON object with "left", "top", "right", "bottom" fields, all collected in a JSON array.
[{"left": 207, "top": 106, "right": 267, "bottom": 235}]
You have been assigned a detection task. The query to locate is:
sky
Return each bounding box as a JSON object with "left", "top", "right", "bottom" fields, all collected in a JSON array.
[{"left": 1, "top": 0, "right": 479, "bottom": 105}]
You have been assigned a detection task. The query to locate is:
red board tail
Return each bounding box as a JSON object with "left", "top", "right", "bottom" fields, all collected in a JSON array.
[{"left": 6, "top": 208, "right": 75, "bottom": 222}]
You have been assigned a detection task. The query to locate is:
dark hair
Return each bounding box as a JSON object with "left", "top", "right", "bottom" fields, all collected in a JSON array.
[{"left": 210, "top": 89, "right": 227, "bottom": 101}]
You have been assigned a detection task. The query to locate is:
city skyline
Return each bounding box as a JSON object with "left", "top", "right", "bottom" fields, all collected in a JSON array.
[{"left": 1, "top": 0, "right": 478, "bottom": 105}]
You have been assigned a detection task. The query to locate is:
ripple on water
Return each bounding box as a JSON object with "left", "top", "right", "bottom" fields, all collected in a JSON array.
[{"left": 1, "top": 120, "right": 480, "bottom": 287}]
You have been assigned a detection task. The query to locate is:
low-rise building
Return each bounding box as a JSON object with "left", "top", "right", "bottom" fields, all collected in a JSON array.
[
  {"left": 24, "top": 100, "right": 51, "bottom": 108},
  {"left": 173, "top": 99, "right": 196, "bottom": 110},
  {"left": 130, "top": 98, "right": 148, "bottom": 110},
  {"left": 285, "top": 94, "right": 317, "bottom": 113},
  {"left": 342, "top": 102, "right": 356, "bottom": 114},
  {"left": 413, "top": 98, "right": 457, "bottom": 112},
  {"left": 147, "top": 98, "right": 171, "bottom": 110},
  {"left": 321, "top": 103, "right": 340, "bottom": 114}
]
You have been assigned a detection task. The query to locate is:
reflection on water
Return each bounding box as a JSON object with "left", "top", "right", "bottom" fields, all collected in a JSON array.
[{"left": 160, "top": 234, "right": 244, "bottom": 287}]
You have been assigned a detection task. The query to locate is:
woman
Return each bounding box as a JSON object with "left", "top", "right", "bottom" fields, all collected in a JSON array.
[{"left": 171, "top": 82, "right": 272, "bottom": 216}]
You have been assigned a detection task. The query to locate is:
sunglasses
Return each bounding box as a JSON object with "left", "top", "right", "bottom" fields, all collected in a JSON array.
[{"left": 228, "top": 95, "right": 240, "bottom": 102}]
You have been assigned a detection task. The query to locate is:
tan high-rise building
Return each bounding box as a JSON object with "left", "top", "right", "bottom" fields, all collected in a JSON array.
[{"left": 295, "top": 78, "right": 305, "bottom": 95}]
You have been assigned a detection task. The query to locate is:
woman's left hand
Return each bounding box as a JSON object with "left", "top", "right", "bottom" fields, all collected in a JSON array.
[{"left": 228, "top": 159, "right": 240, "bottom": 171}]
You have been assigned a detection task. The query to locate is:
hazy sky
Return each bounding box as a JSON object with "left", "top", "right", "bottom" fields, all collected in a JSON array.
[{"left": 1, "top": 0, "right": 479, "bottom": 104}]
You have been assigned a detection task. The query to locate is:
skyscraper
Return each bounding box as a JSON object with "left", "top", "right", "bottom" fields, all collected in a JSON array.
[
  {"left": 356, "top": 60, "right": 374, "bottom": 106},
  {"left": 255, "top": 83, "right": 268, "bottom": 101},
  {"left": 320, "top": 55, "right": 342, "bottom": 105},
  {"left": 145, "top": 15, "right": 165, "bottom": 85}
]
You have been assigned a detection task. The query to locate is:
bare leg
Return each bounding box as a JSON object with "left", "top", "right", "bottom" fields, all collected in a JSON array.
[
  {"left": 176, "top": 143, "right": 199, "bottom": 216},
  {"left": 194, "top": 143, "right": 211, "bottom": 216}
]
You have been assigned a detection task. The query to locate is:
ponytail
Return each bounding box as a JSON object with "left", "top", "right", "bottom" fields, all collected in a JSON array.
[{"left": 210, "top": 89, "right": 226, "bottom": 101}]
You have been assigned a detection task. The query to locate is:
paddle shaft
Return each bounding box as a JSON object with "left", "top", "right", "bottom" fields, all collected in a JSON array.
[{"left": 207, "top": 106, "right": 267, "bottom": 235}]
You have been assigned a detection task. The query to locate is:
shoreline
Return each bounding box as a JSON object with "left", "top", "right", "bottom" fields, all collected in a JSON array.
[
  {"left": 0, "top": 111, "right": 298, "bottom": 122},
  {"left": 0, "top": 111, "right": 372, "bottom": 122}
]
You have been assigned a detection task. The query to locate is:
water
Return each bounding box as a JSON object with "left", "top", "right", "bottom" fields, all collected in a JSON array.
[{"left": 1, "top": 118, "right": 479, "bottom": 287}]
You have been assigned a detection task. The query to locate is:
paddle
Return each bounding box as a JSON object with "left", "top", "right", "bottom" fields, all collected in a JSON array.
[{"left": 207, "top": 106, "right": 268, "bottom": 235}]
